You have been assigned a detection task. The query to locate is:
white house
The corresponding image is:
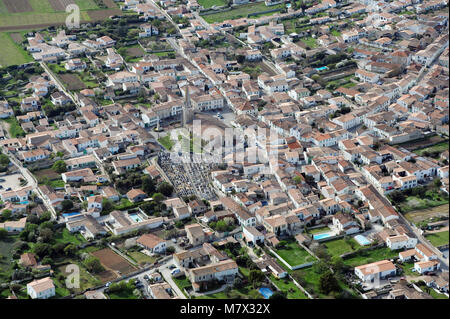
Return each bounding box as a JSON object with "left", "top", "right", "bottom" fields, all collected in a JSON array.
[{"left": 27, "top": 277, "right": 55, "bottom": 299}]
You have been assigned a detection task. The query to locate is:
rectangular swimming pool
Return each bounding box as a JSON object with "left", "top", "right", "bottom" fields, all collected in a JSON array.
[
  {"left": 259, "top": 287, "right": 274, "bottom": 299},
  {"left": 129, "top": 213, "right": 143, "bottom": 223},
  {"left": 62, "top": 212, "right": 81, "bottom": 218},
  {"left": 313, "top": 232, "right": 333, "bottom": 240},
  {"left": 354, "top": 234, "right": 371, "bottom": 246}
]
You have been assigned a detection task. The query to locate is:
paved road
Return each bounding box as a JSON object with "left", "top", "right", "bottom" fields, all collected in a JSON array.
[{"left": 160, "top": 264, "right": 188, "bottom": 299}]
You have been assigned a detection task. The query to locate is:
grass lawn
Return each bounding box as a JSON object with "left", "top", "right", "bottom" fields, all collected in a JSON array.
[
  {"left": 300, "top": 37, "right": 318, "bottom": 48},
  {"left": 342, "top": 247, "right": 400, "bottom": 268},
  {"left": 108, "top": 290, "right": 139, "bottom": 299},
  {"left": 158, "top": 135, "right": 175, "bottom": 150},
  {"left": 0, "top": 235, "right": 18, "bottom": 282},
  {"left": 274, "top": 240, "right": 316, "bottom": 267},
  {"left": 1, "top": 117, "right": 26, "bottom": 138},
  {"left": 425, "top": 231, "right": 449, "bottom": 247},
  {"left": 173, "top": 275, "right": 191, "bottom": 297},
  {"left": 270, "top": 275, "right": 308, "bottom": 299},
  {"left": 198, "top": 0, "right": 226, "bottom": 8},
  {"left": 330, "top": 29, "right": 341, "bottom": 37},
  {"left": 54, "top": 228, "right": 86, "bottom": 246},
  {"left": 127, "top": 251, "right": 156, "bottom": 266},
  {"left": 323, "top": 238, "right": 361, "bottom": 257},
  {"left": 57, "top": 261, "right": 102, "bottom": 293},
  {"left": 308, "top": 226, "right": 331, "bottom": 234},
  {"left": 398, "top": 261, "right": 418, "bottom": 277},
  {"left": 49, "top": 179, "right": 65, "bottom": 188},
  {"left": 417, "top": 283, "right": 449, "bottom": 299},
  {"left": 414, "top": 141, "right": 449, "bottom": 157},
  {"left": 201, "top": 2, "right": 285, "bottom": 23},
  {"left": 0, "top": 32, "right": 32, "bottom": 67},
  {"left": 197, "top": 284, "right": 263, "bottom": 299},
  {"left": 397, "top": 195, "right": 449, "bottom": 213}
]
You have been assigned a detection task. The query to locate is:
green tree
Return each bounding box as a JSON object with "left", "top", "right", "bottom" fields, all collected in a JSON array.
[
  {"left": 64, "top": 244, "right": 78, "bottom": 256},
  {"left": 32, "top": 242, "right": 52, "bottom": 258},
  {"left": 319, "top": 271, "right": 340, "bottom": 295},
  {"left": 1, "top": 209, "right": 12, "bottom": 221},
  {"left": 0, "top": 228, "right": 7, "bottom": 239},
  {"left": 83, "top": 256, "right": 104, "bottom": 273},
  {"left": 157, "top": 182, "right": 174, "bottom": 197},
  {"left": 61, "top": 199, "right": 74, "bottom": 212},
  {"left": 52, "top": 160, "right": 67, "bottom": 173},
  {"left": 0, "top": 153, "right": 10, "bottom": 165}
]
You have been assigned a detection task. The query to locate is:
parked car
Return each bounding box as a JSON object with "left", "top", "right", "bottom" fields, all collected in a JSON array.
[
  {"left": 168, "top": 264, "right": 176, "bottom": 270},
  {"left": 171, "top": 268, "right": 180, "bottom": 276}
]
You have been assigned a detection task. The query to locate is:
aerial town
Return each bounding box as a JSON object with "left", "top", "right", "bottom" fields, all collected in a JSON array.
[{"left": 0, "top": 0, "right": 448, "bottom": 301}]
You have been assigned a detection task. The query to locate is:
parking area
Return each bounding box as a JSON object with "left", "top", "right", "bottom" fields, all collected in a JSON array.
[{"left": 0, "top": 173, "right": 25, "bottom": 191}]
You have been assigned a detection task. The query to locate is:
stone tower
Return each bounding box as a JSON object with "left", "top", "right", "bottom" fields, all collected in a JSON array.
[{"left": 182, "top": 86, "right": 193, "bottom": 127}]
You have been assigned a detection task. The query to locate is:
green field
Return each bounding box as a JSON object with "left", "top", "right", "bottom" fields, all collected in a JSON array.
[
  {"left": 342, "top": 247, "right": 400, "bottom": 268},
  {"left": 127, "top": 251, "right": 156, "bottom": 266},
  {"left": 0, "top": 0, "right": 94, "bottom": 28},
  {"left": 201, "top": 2, "right": 285, "bottom": 23},
  {"left": 414, "top": 141, "right": 449, "bottom": 158},
  {"left": 270, "top": 275, "right": 308, "bottom": 299},
  {"left": 425, "top": 230, "right": 449, "bottom": 247},
  {"left": 307, "top": 226, "right": 331, "bottom": 234},
  {"left": 54, "top": 228, "right": 87, "bottom": 246},
  {"left": 397, "top": 195, "right": 449, "bottom": 214},
  {"left": 0, "top": 32, "right": 32, "bottom": 67},
  {"left": 198, "top": 0, "right": 226, "bottom": 8},
  {"left": 275, "top": 240, "right": 316, "bottom": 267},
  {"left": 300, "top": 37, "right": 318, "bottom": 48},
  {"left": 1, "top": 117, "right": 26, "bottom": 137},
  {"left": 323, "top": 238, "right": 361, "bottom": 257},
  {"left": 158, "top": 135, "right": 175, "bottom": 150}
]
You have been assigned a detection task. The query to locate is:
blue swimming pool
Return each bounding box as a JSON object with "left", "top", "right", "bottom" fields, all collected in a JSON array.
[
  {"left": 313, "top": 232, "right": 333, "bottom": 240},
  {"left": 259, "top": 287, "right": 274, "bottom": 299},
  {"left": 19, "top": 201, "right": 29, "bottom": 205},
  {"left": 354, "top": 235, "right": 371, "bottom": 246},
  {"left": 316, "top": 66, "right": 328, "bottom": 71},
  {"left": 129, "top": 213, "right": 143, "bottom": 223},
  {"left": 62, "top": 212, "right": 81, "bottom": 218}
]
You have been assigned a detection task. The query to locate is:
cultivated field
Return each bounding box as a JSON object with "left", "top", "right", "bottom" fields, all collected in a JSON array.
[
  {"left": 201, "top": 2, "right": 284, "bottom": 24},
  {"left": 92, "top": 248, "right": 138, "bottom": 276},
  {"left": 3, "top": 0, "right": 32, "bottom": 13},
  {"left": 59, "top": 73, "right": 87, "bottom": 90},
  {"left": 0, "top": 32, "right": 32, "bottom": 67}
]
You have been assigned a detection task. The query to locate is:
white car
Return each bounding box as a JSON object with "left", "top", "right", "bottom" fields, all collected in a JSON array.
[{"left": 171, "top": 268, "right": 180, "bottom": 276}]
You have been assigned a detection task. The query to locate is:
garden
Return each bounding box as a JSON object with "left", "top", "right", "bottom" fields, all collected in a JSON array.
[{"left": 274, "top": 239, "right": 316, "bottom": 267}]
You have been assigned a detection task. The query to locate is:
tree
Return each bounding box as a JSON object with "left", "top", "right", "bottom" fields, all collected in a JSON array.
[
  {"left": 248, "top": 270, "right": 265, "bottom": 287},
  {"left": 64, "top": 244, "right": 78, "bottom": 256},
  {"left": 293, "top": 176, "right": 302, "bottom": 184},
  {"left": 269, "top": 291, "right": 287, "bottom": 299},
  {"left": 319, "top": 271, "right": 340, "bottom": 295},
  {"left": 166, "top": 246, "right": 175, "bottom": 254},
  {"left": 1, "top": 209, "right": 12, "bottom": 221},
  {"left": 52, "top": 160, "right": 67, "bottom": 173},
  {"left": 157, "top": 182, "right": 174, "bottom": 197},
  {"left": 83, "top": 256, "right": 104, "bottom": 273},
  {"left": 40, "top": 211, "right": 52, "bottom": 222},
  {"left": 434, "top": 178, "right": 442, "bottom": 188},
  {"left": 142, "top": 176, "right": 156, "bottom": 195},
  {"left": 61, "top": 199, "right": 74, "bottom": 212},
  {"left": 0, "top": 153, "right": 10, "bottom": 166},
  {"left": 152, "top": 192, "right": 165, "bottom": 204},
  {"left": 0, "top": 228, "right": 7, "bottom": 239},
  {"left": 39, "top": 228, "right": 53, "bottom": 243},
  {"left": 32, "top": 242, "right": 52, "bottom": 258}
]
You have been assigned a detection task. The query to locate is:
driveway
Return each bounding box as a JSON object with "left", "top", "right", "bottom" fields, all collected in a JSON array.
[{"left": 160, "top": 264, "right": 187, "bottom": 299}]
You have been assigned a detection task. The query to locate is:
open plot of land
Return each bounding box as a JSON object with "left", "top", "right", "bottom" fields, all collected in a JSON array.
[
  {"left": 274, "top": 240, "right": 316, "bottom": 267},
  {"left": 87, "top": 8, "right": 121, "bottom": 20},
  {"left": 0, "top": 32, "right": 32, "bottom": 67},
  {"left": 399, "top": 195, "right": 449, "bottom": 214},
  {"left": 414, "top": 141, "right": 449, "bottom": 158},
  {"left": 33, "top": 168, "right": 61, "bottom": 181},
  {"left": 49, "top": 0, "right": 99, "bottom": 11},
  {"left": 0, "top": 173, "right": 24, "bottom": 191},
  {"left": 0, "top": 236, "right": 17, "bottom": 282},
  {"left": 127, "top": 251, "right": 156, "bottom": 266},
  {"left": 102, "top": 0, "right": 117, "bottom": 8},
  {"left": 342, "top": 247, "right": 400, "bottom": 268},
  {"left": 323, "top": 238, "right": 361, "bottom": 257},
  {"left": 201, "top": 2, "right": 284, "bottom": 24},
  {"left": 92, "top": 248, "right": 138, "bottom": 275},
  {"left": 198, "top": 0, "right": 226, "bottom": 8},
  {"left": 59, "top": 73, "right": 86, "bottom": 90},
  {"left": 4, "top": 0, "right": 32, "bottom": 13},
  {"left": 404, "top": 204, "right": 449, "bottom": 224},
  {"left": 57, "top": 261, "right": 102, "bottom": 293},
  {"left": 270, "top": 275, "right": 308, "bottom": 299},
  {"left": 398, "top": 135, "right": 447, "bottom": 151},
  {"left": 425, "top": 230, "right": 449, "bottom": 247},
  {"left": 9, "top": 32, "right": 24, "bottom": 44}
]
